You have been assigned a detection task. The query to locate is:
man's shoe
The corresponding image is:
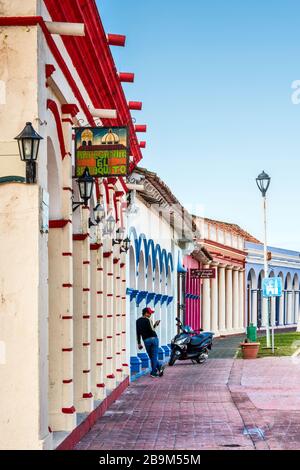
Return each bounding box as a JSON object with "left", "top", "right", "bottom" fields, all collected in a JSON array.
[
  {"left": 158, "top": 364, "right": 166, "bottom": 377},
  {"left": 150, "top": 373, "right": 159, "bottom": 378}
]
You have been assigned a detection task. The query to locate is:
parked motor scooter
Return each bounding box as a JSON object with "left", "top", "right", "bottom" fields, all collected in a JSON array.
[{"left": 169, "top": 318, "right": 214, "bottom": 366}]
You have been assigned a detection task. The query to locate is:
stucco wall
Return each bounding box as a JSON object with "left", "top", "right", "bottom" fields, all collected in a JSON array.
[
  {"left": 0, "top": 183, "right": 51, "bottom": 449},
  {"left": 0, "top": 24, "right": 39, "bottom": 178}
]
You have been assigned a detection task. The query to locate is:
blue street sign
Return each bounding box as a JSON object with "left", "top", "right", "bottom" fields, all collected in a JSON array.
[{"left": 262, "top": 277, "right": 283, "bottom": 298}]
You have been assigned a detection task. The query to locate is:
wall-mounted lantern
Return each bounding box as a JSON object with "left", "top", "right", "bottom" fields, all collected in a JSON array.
[
  {"left": 103, "top": 214, "right": 116, "bottom": 236},
  {"left": 89, "top": 200, "right": 106, "bottom": 228},
  {"left": 14, "top": 122, "right": 43, "bottom": 183},
  {"left": 112, "top": 227, "right": 125, "bottom": 246},
  {"left": 120, "top": 236, "right": 131, "bottom": 253},
  {"left": 72, "top": 167, "right": 94, "bottom": 211}
]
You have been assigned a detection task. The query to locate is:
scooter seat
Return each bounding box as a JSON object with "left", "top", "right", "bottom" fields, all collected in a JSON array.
[{"left": 190, "top": 336, "right": 205, "bottom": 346}]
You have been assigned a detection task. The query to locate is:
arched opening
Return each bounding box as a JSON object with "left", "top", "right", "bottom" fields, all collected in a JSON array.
[
  {"left": 293, "top": 274, "right": 299, "bottom": 324},
  {"left": 160, "top": 265, "right": 166, "bottom": 347},
  {"left": 47, "top": 136, "right": 70, "bottom": 431},
  {"left": 146, "top": 256, "right": 153, "bottom": 296},
  {"left": 138, "top": 251, "right": 145, "bottom": 294},
  {"left": 129, "top": 246, "right": 137, "bottom": 358},
  {"left": 167, "top": 269, "right": 173, "bottom": 341},
  {"left": 257, "top": 270, "right": 265, "bottom": 328},
  {"left": 285, "top": 273, "right": 292, "bottom": 324},
  {"left": 277, "top": 272, "right": 284, "bottom": 325},
  {"left": 47, "top": 137, "right": 61, "bottom": 219}
]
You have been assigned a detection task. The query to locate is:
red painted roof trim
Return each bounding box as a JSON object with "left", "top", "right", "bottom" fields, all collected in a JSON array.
[
  {"left": 0, "top": 16, "right": 96, "bottom": 126},
  {"left": 44, "top": 1, "right": 142, "bottom": 165},
  {"left": 107, "top": 34, "right": 126, "bottom": 47}
]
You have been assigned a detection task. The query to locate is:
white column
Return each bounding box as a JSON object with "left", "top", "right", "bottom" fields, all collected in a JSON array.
[
  {"left": 279, "top": 291, "right": 284, "bottom": 325},
  {"left": 225, "top": 267, "right": 233, "bottom": 333},
  {"left": 202, "top": 276, "right": 211, "bottom": 331},
  {"left": 113, "top": 256, "right": 123, "bottom": 383},
  {"left": 293, "top": 291, "right": 299, "bottom": 324},
  {"left": 287, "top": 291, "right": 293, "bottom": 324},
  {"left": 251, "top": 290, "right": 258, "bottom": 326},
  {"left": 211, "top": 265, "right": 219, "bottom": 335},
  {"left": 233, "top": 269, "right": 239, "bottom": 331},
  {"left": 161, "top": 302, "right": 168, "bottom": 347},
  {"left": 120, "top": 256, "right": 129, "bottom": 378},
  {"left": 262, "top": 295, "right": 268, "bottom": 328},
  {"left": 297, "top": 291, "right": 300, "bottom": 331},
  {"left": 93, "top": 243, "right": 106, "bottom": 399},
  {"left": 73, "top": 232, "right": 93, "bottom": 412},
  {"left": 103, "top": 239, "right": 116, "bottom": 391},
  {"left": 218, "top": 266, "right": 226, "bottom": 333},
  {"left": 239, "top": 270, "right": 245, "bottom": 331}
]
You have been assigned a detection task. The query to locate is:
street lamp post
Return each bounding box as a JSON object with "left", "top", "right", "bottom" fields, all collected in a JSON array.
[{"left": 256, "top": 171, "right": 271, "bottom": 348}]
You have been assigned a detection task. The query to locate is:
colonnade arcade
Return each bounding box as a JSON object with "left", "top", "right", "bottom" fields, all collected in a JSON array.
[
  {"left": 47, "top": 102, "right": 128, "bottom": 434},
  {"left": 127, "top": 227, "right": 175, "bottom": 375},
  {"left": 201, "top": 263, "right": 245, "bottom": 336},
  {"left": 247, "top": 268, "right": 300, "bottom": 327}
]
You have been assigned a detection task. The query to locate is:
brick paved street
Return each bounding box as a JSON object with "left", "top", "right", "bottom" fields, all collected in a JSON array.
[{"left": 75, "top": 341, "right": 300, "bottom": 450}]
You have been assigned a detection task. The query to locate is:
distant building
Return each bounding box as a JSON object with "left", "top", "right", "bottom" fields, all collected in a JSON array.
[{"left": 246, "top": 242, "right": 300, "bottom": 330}]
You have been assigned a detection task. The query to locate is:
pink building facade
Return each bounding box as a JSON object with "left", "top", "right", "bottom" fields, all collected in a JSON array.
[{"left": 183, "top": 256, "right": 202, "bottom": 332}]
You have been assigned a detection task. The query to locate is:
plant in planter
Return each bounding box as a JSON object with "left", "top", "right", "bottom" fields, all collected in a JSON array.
[{"left": 240, "top": 337, "right": 260, "bottom": 359}]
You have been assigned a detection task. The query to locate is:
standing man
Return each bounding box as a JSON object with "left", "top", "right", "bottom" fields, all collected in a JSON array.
[{"left": 136, "top": 307, "right": 166, "bottom": 378}]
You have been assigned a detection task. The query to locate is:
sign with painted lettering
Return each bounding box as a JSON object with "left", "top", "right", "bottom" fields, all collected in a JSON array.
[
  {"left": 75, "top": 126, "right": 129, "bottom": 177},
  {"left": 191, "top": 268, "right": 216, "bottom": 279},
  {"left": 262, "top": 277, "right": 283, "bottom": 298}
]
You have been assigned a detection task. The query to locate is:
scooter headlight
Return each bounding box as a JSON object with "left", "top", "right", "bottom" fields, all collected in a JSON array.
[{"left": 175, "top": 337, "right": 190, "bottom": 346}]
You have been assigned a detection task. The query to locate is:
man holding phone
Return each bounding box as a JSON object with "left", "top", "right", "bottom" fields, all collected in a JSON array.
[{"left": 136, "top": 307, "right": 165, "bottom": 378}]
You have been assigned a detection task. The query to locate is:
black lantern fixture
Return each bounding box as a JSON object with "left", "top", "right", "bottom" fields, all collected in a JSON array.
[
  {"left": 112, "top": 227, "right": 125, "bottom": 245},
  {"left": 120, "top": 236, "right": 131, "bottom": 253},
  {"left": 14, "top": 122, "right": 43, "bottom": 183},
  {"left": 89, "top": 199, "right": 106, "bottom": 228},
  {"left": 256, "top": 171, "right": 271, "bottom": 197},
  {"left": 103, "top": 214, "right": 116, "bottom": 237},
  {"left": 73, "top": 167, "right": 94, "bottom": 211}
]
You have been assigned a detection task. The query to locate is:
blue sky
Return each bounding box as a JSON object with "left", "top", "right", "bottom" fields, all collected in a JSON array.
[{"left": 98, "top": 0, "right": 300, "bottom": 250}]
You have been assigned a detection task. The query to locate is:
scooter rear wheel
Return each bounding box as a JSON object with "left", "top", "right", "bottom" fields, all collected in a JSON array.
[{"left": 196, "top": 348, "right": 209, "bottom": 363}]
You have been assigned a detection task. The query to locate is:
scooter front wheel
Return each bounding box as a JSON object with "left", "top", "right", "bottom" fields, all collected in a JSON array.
[{"left": 169, "top": 352, "right": 177, "bottom": 366}]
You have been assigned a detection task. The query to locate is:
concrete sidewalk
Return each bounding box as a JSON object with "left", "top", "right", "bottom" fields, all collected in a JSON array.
[{"left": 75, "top": 351, "right": 300, "bottom": 450}]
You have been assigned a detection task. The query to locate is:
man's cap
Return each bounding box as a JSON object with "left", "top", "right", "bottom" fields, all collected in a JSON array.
[{"left": 142, "top": 307, "right": 155, "bottom": 315}]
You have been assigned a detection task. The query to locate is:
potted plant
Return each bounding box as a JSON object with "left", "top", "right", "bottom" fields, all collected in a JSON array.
[{"left": 240, "top": 337, "right": 260, "bottom": 359}]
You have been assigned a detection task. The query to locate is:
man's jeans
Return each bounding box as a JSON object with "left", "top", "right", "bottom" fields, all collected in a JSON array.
[{"left": 144, "top": 337, "right": 162, "bottom": 376}]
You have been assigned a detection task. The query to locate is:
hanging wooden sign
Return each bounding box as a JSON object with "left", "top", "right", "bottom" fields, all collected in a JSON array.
[{"left": 75, "top": 126, "right": 129, "bottom": 177}]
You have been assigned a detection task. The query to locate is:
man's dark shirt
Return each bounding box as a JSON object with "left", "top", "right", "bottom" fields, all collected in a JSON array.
[{"left": 136, "top": 316, "right": 157, "bottom": 344}]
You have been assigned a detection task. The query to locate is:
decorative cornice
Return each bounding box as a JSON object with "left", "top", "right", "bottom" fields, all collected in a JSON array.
[
  {"left": 49, "top": 219, "right": 72, "bottom": 229},
  {"left": 61, "top": 103, "right": 80, "bottom": 117},
  {"left": 73, "top": 233, "right": 89, "bottom": 241},
  {"left": 45, "top": 63, "right": 56, "bottom": 79},
  {"left": 90, "top": 243, "right": 103, "bottom": 250}
]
